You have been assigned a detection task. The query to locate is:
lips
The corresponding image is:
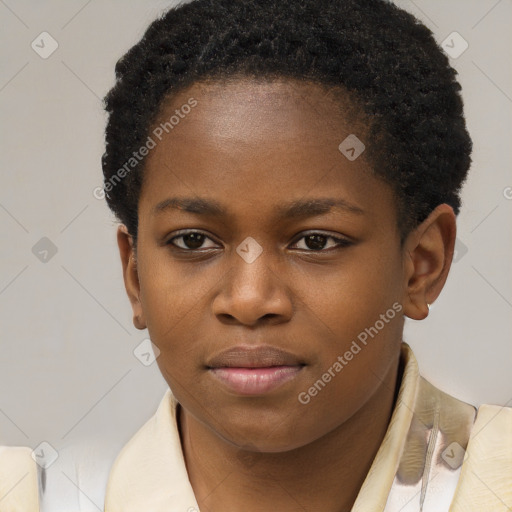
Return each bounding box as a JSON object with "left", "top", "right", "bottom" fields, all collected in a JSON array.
[
  {"left": 206, "top": 345, "right": 304, "bottom": 369},
  {"left": 206, "top": 345, "right": 305, "bottom": 395}
]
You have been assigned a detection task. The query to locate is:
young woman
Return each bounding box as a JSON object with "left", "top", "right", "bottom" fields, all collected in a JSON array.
[{"left": 1, "top": 0, "right": 510, "bottom": 510}]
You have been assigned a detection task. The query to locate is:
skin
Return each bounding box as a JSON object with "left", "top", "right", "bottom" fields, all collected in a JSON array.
[{"left": 117, "top": 78, "right": 456, "bottom": 511}]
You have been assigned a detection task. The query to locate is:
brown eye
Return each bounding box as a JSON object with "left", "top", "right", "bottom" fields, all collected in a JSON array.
[
  {"left": 167, "top": 231, "right": 218, "bottom": 250},
  {"left": 304, "top": 234, "right": 329, "bottom": 251},
  {"left": 292, "top": 233, "right": 352, "bottom": 252}
]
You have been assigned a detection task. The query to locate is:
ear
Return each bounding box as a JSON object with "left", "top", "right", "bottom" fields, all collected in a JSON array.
[
  {"left": 117, "top": 225, "right": 147, "bottom": 330},
  {"left": 402, "top": 204, "right": 456, "bottom": 320}
]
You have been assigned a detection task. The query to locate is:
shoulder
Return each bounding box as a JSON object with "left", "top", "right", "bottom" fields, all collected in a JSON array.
[
  {"left": 0, "top": 393, "right": 174, "bottom": 511},
  {"left": 0, "top": 438, "right": 122, "bottom": 511},
  {"left": 104, "top": 390, "right": 200, "bottom": 511},
  {"left": 104, "top": 389, "right": 179, "bottom": 505},
  {"left": 450, "top": 403, "right": 512, "bottom": 511},
  {"left": 43, "top": 438, "right": 121, "bottom": 511},
  {"left": 105, "top": 402, "right": 163, "bottom": 491},
  {"left": 0, "top": 445, "right": 39, "bottom": 510},
  {"left": 461, "top": 402, "right": 511, "bottom": 472}
]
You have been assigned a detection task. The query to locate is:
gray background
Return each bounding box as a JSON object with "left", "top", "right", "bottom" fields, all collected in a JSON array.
[{"left": 1, "top": 0, "right": 511, "bottom": 458}]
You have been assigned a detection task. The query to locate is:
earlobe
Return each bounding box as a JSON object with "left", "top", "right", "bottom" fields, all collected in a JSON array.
[
  {"left": 402, "top": 204, "right": 456, "bottom": 321},
  {"left": 117, "top": 225, "right": 147, "bottom": 330}
]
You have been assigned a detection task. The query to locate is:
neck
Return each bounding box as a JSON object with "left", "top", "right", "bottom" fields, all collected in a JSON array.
[{"left": 179, "top": 356, "right": 401, "bottom": 512}]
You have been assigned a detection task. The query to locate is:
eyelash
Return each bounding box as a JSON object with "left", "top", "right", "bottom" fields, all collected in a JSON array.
[{"left": 166, "top": 230, "right": 353, "bottom": 253}]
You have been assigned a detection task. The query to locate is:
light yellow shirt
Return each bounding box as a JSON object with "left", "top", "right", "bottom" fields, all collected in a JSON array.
[
  {"left": 105, "top": 342, "right": 512, "bottom": 511},
  {"left": 1, "top": 343, "right": 511, "bottom": 511}
]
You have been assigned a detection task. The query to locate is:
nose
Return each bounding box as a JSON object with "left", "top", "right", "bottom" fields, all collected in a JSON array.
[{"left": 211, "top": 241, "right": 293, "bottom": 326}]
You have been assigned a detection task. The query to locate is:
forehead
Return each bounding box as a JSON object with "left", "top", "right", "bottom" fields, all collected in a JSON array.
[
  {"left": 156, "top": 77, "right": 367, "bottom": 146},
  {"left": 143, "top": 77, "right": 374, "bottom": 187},
  {"left": 138, "top": 77, "right": 396, "bottom": 231}
]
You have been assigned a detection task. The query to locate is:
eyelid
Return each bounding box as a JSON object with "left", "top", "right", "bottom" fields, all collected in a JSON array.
[{"left": 291, "top": 230, "right": 352, "bottom": 243}]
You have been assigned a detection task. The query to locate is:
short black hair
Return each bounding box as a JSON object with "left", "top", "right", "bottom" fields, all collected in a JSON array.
[{"left": 102, "top": 0, "right": 472, "bottom": 244}]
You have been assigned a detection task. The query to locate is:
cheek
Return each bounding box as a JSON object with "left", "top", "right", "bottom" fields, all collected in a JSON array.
[
  {"left": 138, "top": 246, "right": 208, "bottom": 331},
  {"left": 308, "top": 241, "right": 403, "bottom": 337},
  {"left": 292, "top": 307, "right": 403, "bottom": 448},
  {"left": 294, "top": 245, "right": 403, "bottom": 419},
  {"left": 137, "top": 258, "right": 207, "bottom": 371}
]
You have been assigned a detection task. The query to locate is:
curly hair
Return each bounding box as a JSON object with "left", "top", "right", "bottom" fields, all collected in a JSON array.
[{"left": 102, "top": 0, "right": 472, "bottom": 244}]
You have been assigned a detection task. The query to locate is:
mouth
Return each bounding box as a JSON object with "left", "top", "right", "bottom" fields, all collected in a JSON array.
[{"left": 206, "top": 345, "right": 306, "bottom": 396}]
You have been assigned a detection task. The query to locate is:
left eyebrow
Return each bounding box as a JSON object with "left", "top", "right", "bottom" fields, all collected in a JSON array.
[
  {"left": 152, "top": 196, "right": 365, "bottom": 219},
  {"left": 274, "top": 198, "right": 365, "bottom": 220}
]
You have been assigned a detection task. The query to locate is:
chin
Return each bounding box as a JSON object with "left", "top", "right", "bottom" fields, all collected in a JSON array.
[
  {"left": 225, "top": 432, "right": 308, "bottom": 454},
  {"left": 209, "top": 413, "right": 321, "bottom": 454}
]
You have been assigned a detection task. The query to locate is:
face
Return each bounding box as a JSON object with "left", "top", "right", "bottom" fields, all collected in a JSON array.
[{"left": 125, "top": 78, "right": 409, "bottom": 452}]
